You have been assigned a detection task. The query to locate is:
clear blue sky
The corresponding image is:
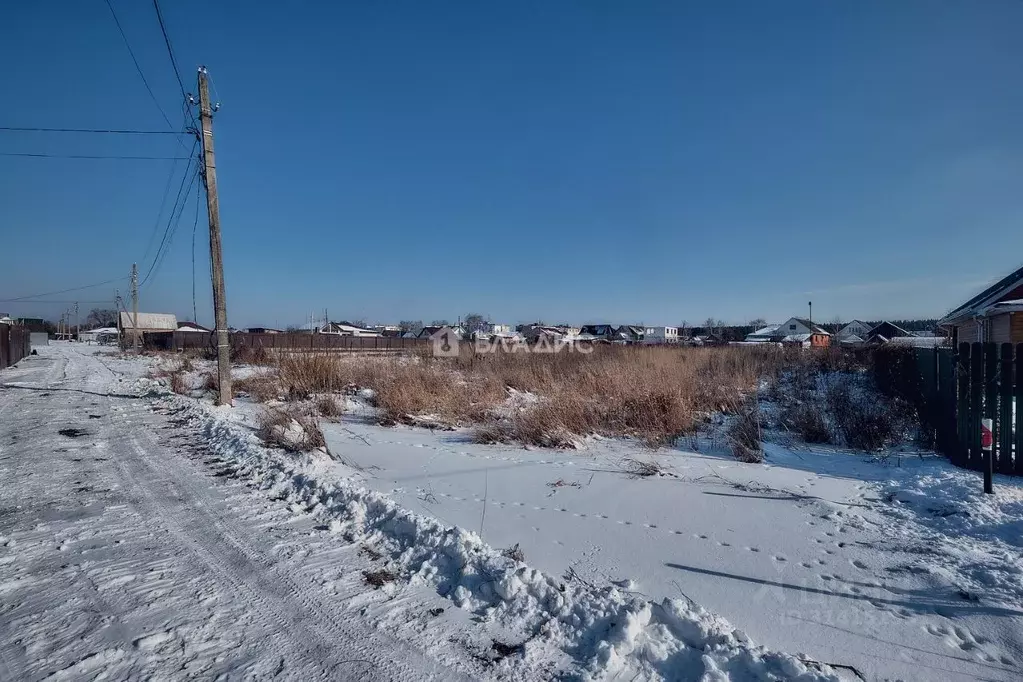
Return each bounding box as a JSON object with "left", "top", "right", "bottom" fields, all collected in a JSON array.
[{"left": 2, "top": 0, "right": 1021, "bottom": 328}]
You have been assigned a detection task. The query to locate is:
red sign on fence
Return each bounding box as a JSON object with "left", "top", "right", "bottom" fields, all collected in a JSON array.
[{"left": 981, "top": 418, "right": 993, "bottom": 451}]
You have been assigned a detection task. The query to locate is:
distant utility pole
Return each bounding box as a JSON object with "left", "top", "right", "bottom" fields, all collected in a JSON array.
[
  {"left": 131, "top": 263, "right": 139, "bottom": 353},
  {"left": 115, "top": 290, "right": 122, "bottom": 343},
  {"left": 73, "top": 301, "right": 79, "bottom": 341},
  {"left": 197, "top": 66, "right": 232, "bottom": 405}
]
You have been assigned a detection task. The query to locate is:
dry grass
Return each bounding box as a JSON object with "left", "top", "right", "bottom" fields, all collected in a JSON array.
[
  {"left": 363, "top": 569, "right": 397, "bottom": 588},
  {"left": 234, "top": 373, "right": 280, "bottom": 402},
  {"left": 782, "top": 402, "right": 831, "bottom": 444},
  {"left": 169, "top": 370, "right": 188, "bottom": 395},
  {"left": 272, "top": 346, "right": 789, "bottom": 447},
  {"left": 315, "top": 395, "right": 344, "bottom": 418},
  {"left": 726, "top": 405, "right": 764, "bottom": 463},
  {"left": 201, "top": 371, "right": 218, "bottom": 392},
  {"left": 256, "top": 405, "right": 326, "bottom": 452}
]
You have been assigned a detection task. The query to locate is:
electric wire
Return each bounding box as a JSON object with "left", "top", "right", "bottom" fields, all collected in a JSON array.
[
  {"left": 0, "top": 126, "right": 189, "bottom": 135},
  {"left": 103, "top": 0, "right": 177, "bottom": 132},
  {"left": 0, "top": 152, "right": 191, "bottom": 160}
]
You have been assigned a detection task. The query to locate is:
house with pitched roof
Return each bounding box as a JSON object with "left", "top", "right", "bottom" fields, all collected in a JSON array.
[
  {"left": 773, "top": 317, "right": 831, "bottom": 348},
  {"left": 939, "top": 264, "right": 1023, "bottom": 344}
]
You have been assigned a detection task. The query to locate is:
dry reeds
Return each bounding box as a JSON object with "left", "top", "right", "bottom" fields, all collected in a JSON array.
[
  {"left": 270, "top": 346, "right": 786, "bottom": 447},
  {"left": 256, "top": 405, "right": 325, "bottom": 452},
  {"left": 234, "top": 373, "right": 280, "bottom": 402}
]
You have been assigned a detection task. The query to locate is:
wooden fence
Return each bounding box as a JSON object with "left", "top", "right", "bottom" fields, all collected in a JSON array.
[
  {"left": 172, "top": 331, "right": 430, "bottom": 353},
  {"left": 0, "top": 324, "right": 32, "bottom": 370},
  {"left": 900, "top": 343, "right": 1023, "bottom": 475}
]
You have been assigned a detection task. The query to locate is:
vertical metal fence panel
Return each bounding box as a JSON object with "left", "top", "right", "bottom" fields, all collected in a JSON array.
[
  {"left": 1016, "top": 343, "right": 1023, "bottom": 476},
  {"left": 0, "top": 325, "right": 10, "bottom": 369},
  {"left": 937, "top": 349, "right": 956, "bottom": 457},
  {"left": 984, "top": 343, "right": 999, "bottom": 466},
  {"left": 956, "top": 343, "right": 971, "bottom": 467},
  {"left": 970, "top": 343, "right": 984, "bottom": 470},
  {"left": 1014, "top": 343, "right": 1023, "bottom": 478},
  {"left": 999, "top": 343, "right": 1014, "bottom": 473}
]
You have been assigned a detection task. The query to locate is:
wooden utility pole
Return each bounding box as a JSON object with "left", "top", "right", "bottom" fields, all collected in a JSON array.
[
  {"left": 115, "top": 290, "right": 122, "bottom": 345},
  {"left": 131, "top": 263, "right": 139, "bottom": 353},
  {"left": 73, "top": 301, "right": 79, "bottom": 341},
  {"left": 198, "top": 66, "right": 232, "bottom": 405}
]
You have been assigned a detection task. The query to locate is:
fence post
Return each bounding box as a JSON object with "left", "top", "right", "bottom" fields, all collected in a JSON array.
[
  {"left": 999, "top": 343, "right": 1014, "bottom": 474},
  {"left": 1016, "top": 343, "right": 1023, "bottom": 476},
  {"left": 970, "top": 343, "right": 984, "bottom": 470},
  {"left": 956, "top": 343, "right": 970, "bottom": 467}
]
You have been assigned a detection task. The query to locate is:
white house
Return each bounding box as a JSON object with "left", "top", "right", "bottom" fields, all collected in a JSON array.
[
  {"left": 837, "top": 320, "right": 871, "bottom": 341},
  {"left": 643, "top": 326, "right": 679, "bottom": 344},
  {"left": 483, "top": 323, "right": 512, "bottom": 335},
  {"left": 318, "top": 322, "right": 382, "bottom": 337},
  {"left": 772, "top": 318, "right": 832, "bottom": 348}
]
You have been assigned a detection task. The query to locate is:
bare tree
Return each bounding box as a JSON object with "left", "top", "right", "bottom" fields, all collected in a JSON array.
[
  {"left": 399, "top": 320, "right": 423, "bottom": 334},
  {"left": 463, "top": 313, "right": 486, "bottom": 335},
  {"left": 84, "top": 308, "right": 117, "bottom": 329},
  {"left": 748, "top": 317, "right": 767, "bottom": 328}
]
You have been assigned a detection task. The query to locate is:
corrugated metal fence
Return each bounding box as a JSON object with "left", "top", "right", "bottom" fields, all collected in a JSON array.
[
  {"left": 173, "top": 332, "right": 430, "bottom": 353},
  {"left": 0, "top": 324, "right": 32, "bottom": 370}
]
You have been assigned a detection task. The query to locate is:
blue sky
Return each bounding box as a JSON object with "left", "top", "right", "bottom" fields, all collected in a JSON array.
[{"left": 2, "top": 1, "right": 1021, "bottom": 328}]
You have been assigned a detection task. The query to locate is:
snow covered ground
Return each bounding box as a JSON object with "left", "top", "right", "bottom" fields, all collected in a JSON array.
[
  {"left": 314, "top": 422, "right": 1023, "bottom": 681},
  {"left": 2, "top": 344, "right": 1022, "bottom": 681}
]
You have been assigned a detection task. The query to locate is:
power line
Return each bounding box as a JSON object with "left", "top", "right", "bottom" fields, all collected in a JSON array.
[
  {"left": 2, "top": 278, "right": 128, "bottom": 302},
  {"left": 140, "top": 156, "right": 185, "bottom": 269},
  {"left": 139, "top": 133, "right": 197, "bottom": 268},
  {"left": 103, "top": 0, "right": 177, "bottom": 132},
  {"left": 0, "top": 152, "right": 191, "bottom": 160},
  {"left": 140, "top": 161, "right": 200, "bottom": 288},
  {"left": 191, "top": 179, "right": 202, "bottom": 324},
  {"left": 152, "top": 0, "right": 192, "bottom": 118},
  {"left": 0, "top": 126, "right": 189, "bottom": 135},
  {"left": 140, "top": 158, "right": 196, "bottom": 287}
]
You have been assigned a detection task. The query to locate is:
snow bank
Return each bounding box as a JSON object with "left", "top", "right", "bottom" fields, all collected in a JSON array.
[
  {"left": 138, "top": 377, "right": 836, "bottom": 681},
  {"left": 878, "top": 470, "right": 1023, "bottom": 606}
]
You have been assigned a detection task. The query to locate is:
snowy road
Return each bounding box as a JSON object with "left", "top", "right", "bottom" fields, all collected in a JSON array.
[{"left": 0, "top": 346, "right": 470, "bottom": 681}]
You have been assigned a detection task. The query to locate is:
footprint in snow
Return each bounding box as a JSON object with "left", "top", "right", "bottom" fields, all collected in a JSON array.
[
  {"left": 851, "top": 559, "right": 868, "bottom": 570},
  {"left": 772, "top": 555, "right": 787, "bottom": 562}
]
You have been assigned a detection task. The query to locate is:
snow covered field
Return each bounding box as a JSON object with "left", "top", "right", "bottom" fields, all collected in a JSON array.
[{"left": 2, "top": 344, "right": 1022, "bottom": 680}]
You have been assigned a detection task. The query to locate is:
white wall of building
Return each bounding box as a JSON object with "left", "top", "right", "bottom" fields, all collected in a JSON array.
[{"left": 643, "top": 327, "right": 679, "bottom": 344}]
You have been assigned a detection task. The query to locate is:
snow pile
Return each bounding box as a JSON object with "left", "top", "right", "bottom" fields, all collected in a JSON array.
[
  {"left": 878, "top": 470, "right": 1023, "bottom": 605},
  {"left": 138, "top": 380, "right": 837, "bottom": 681}
]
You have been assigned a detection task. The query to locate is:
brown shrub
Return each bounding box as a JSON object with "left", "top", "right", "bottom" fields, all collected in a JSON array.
[
  {"left": 315, "top": 395, "right": 344, "bottom": 418},
  {"left": 234, "top": 373, "right": 280, "bottom": 402},
  {"left": 256, "top": 405, "right": 325, "bottom": 452},
  {"left": 727, "top": 406, "right": 764, "bottom": 463},
  {"left": 169, "top": 371, "right": 188, "bottom": 395},
  {"left": 783, "top": 403, "right": 831, "bottom": 444},
  {"left": 201, "top": 371, "right": 218, "bottom": 391}
]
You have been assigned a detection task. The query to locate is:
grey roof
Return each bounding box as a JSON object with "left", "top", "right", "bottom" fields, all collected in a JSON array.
[
  {"left": 787, "top": 318, "right": 830, "bottom": 335},
  {"left": 941, "top": 263, "right": 1023, "bottom": 323}
]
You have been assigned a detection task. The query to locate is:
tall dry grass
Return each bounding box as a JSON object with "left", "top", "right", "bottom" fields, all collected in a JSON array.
[{"left": 274, "top": 346, "right": 788, "bottom": 447}]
